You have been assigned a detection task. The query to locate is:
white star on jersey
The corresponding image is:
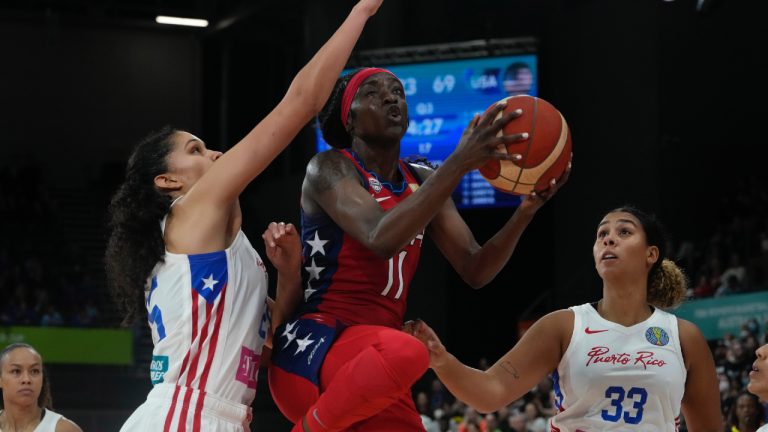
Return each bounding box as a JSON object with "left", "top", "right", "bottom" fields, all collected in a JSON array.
[
  {"left": 201, "top": 274, "right": 219, "bottom": 289},
  {"left": 295, "top": 333, "right": 315, "bottom": 355},
  {"left": 306, "top": 231, "right": 328, "bottom": 256},
  {"left": 282, "top": 321, "right": 299, "bottom": 348},
  {"left": 304, "top": 280, "right": 317, "bottom": 301},
  {"left": 305, "top": 258, "right": 324, "bottom": 281}
]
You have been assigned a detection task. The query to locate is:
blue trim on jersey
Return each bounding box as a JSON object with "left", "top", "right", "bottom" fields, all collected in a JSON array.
[
  {"left": 147, "top": 276, "right": 158, "bottom": 306},
  {"left": 346, "top": 149, "right": 409, "bottom": 194},
  {"left": 298, "top": 209, "right": 344, "bottom": 314},
  {"left": 552, "top": 369, "right": 565, "bottom": 410},
  {"left": 188, "top": 250, "right": 228, "bottom": 304}
]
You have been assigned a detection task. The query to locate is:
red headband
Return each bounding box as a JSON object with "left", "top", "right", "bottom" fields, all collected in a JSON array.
[{"left": 340, "top": 67, "right": 396, "bottom": 128}]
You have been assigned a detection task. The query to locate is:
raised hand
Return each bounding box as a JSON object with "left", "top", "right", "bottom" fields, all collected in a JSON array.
[
  {"left": 517, "top": 155, "right": 572, "bottom": 215},
  {"left": 403, "top": 319, "right": 449, "bottom": 368},
  {"left": 261, "top": 222, "right": 302, "bottom": 275},
  {"left": 449, "top": 102, "right": 527, "bottom": 173},
  {"left": 355, "top": 0, "right": 384, "bottom": 16}
]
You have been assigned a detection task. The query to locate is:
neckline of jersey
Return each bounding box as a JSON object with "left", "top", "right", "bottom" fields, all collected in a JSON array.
[
  {"left": 347, "top": 149, "right": 408, "bottom": 194},
  {"left": 587, "top": 302, "right": 660, "bottom": 333}
]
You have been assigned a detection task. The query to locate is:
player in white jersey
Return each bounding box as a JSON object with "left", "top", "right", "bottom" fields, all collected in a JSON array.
[
  {"left": 406, "top": 206, "right": 721, "bottom": 431},
  {"left": 748, "top": 344, "right": 768, "bottom": 431},
  {"left": 105, "top": 1, "right": 384, "bottom": 430},
  {"left": 0, "top": 343, "right": 82, "bottom": 432}
]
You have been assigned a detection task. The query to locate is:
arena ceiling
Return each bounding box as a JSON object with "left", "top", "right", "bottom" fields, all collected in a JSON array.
[{"left": 0, "top": 0, "right": 302, "bottom": 36}]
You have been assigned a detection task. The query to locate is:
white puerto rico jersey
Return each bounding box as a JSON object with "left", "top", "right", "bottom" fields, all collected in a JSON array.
[
  {"left": 34, "top": 409, "right": 63, "bottom": 432},
  {"left": 145, "top": 228, "right": 269, "bottom": 411},
  {"left": 550, "top": 303, "right": 686, "bottom": 432}
]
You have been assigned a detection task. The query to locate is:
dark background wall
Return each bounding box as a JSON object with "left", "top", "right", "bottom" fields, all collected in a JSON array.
[{"left": 1, "top": 0, "right": 766, "bottom": 430}]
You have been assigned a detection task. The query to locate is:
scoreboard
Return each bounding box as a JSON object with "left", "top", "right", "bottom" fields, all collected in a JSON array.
[{"left": 315, "top": 54, "right": 538, "bottom": 209}]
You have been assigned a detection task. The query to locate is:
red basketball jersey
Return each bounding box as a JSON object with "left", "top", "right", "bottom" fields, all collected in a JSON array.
[{"left": 297, "top": 149, "right": 425, "bottom": 329}]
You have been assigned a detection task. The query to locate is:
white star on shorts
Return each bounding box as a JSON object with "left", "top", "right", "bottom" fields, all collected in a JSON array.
[{"left": 295, "top": 333, "right": 316, "bottom": 355}]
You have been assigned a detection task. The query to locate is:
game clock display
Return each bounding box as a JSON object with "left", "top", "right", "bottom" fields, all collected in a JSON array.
[{"left": 315, "top": 54, "right": 538, "bottom": 209}]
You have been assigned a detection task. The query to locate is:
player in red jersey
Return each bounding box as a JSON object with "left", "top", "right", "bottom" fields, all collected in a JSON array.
[{"left": 269, "top": 67, "right": 571, "bottom": 431}]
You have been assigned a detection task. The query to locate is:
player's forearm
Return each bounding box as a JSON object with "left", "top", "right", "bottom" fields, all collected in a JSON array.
[
  {"left": 459, "top": 209, "right": 535, "bottom": 288},
  {"left": 432, "top": 354, "right": 509, "bottom": 414},
  {"left": 367, "top": 159, "right": 466, "bottom": 257},
  {"left": 271, "top": 270, "right": 302, "bottom": 335}
]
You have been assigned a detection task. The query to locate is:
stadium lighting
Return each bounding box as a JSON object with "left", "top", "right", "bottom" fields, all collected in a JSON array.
[{"left": 155, "top": 16, "right": 209, "bottom": 27}]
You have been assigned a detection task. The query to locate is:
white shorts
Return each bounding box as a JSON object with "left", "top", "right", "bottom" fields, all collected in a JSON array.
[{"left": 120, "top": 384, "right": 252, "bottom": 432}]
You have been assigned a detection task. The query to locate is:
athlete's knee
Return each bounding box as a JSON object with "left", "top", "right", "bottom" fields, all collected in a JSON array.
[{"left": 377, "top": 329, "right": 429, "bottom": 385}]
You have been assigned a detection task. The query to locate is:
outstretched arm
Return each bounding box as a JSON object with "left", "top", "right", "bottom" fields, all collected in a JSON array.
[
  {"left": 303, "top": 108, "right": 527, "bottom": 258},
  {"left": 184, "top": 0, "right": 384, "bottom": 211},
  {"left": 262, "top": 222, "right": 303, "bottom": 338},
  {"left": 679, "top": 319, "right": 721, "bottom": 431},
  {"left": 426, "top": 160, "right": 571, "bottom": 288},
  {"left": 404, "top": 310, "right": 570, "bottom": 413}
]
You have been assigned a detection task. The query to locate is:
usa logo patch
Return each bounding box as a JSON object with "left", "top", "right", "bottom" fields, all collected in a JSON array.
[
  {"left": 368, "top": 177, "right": 382, "bottom": 193},
  {"left": 645, "top": 327, "right": 669, "bottom": 346}
]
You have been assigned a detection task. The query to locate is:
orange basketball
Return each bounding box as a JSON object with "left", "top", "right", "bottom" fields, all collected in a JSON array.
[{"left": 479, "top": 95, "right": 572, "bottom": 195}]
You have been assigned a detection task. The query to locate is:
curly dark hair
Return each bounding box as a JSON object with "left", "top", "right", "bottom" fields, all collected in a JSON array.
[
  {"left": 0, "top": 343, "right": 52, "bottom": 409},
  {"left": 318, "top": 68, "right": 366, "bottom": 149},
  {"left": 608, "top": 206, "right": 688, "bottom": 309},
  {"left": 105, "top": 126, "right": 176, "bottom": 325}
]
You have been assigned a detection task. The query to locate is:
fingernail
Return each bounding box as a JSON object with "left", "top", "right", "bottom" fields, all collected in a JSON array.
[{"left": 521, "top": 132, "right": 529, "bottom": 139}]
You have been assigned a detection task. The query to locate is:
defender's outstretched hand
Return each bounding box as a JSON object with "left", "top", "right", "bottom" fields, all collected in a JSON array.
[
  {"left": 518, "top": 155, "right": 572, "bottom": 215},
  {"left": 356, "top": 0, "right": 384, "bottom": 16},
  {"left": 262, "top": 222, "right": 302, "bottom": 274},
  {"left": 403, "top": 319, "right": 449, "bottom": 368}
]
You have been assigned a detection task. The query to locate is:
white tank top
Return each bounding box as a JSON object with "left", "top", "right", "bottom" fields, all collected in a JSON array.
[
  {"left": 33, "top": 409, "right": 63, "bottom": 432},
  {"left": 146, "top": 220, "right": 269, "bottom": 406},
  {"left": 550, "top": 303, "right": 687, "bottom": 432}
]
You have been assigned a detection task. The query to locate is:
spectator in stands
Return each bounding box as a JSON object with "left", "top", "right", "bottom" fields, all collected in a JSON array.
[
  {"left": 0, "top": 343, "right": 82, "bottom": 432},
  {"left": 717, "top": 274, "right": 744, "bottom": 297},
  {"left": 693, "top": 274, "right": 715, "bottom": 298},
  {"left": 416, "top": 390, "right": 431, "bottom": 416},
  {"left": 722, "top": 253, "right": 747, "bottom": 284},
  {"left": 431, "top": 378, "right": 448, "bottom": 412},
  {"left": 531, "top": 376, "right": 557, "bottom": 418},
  {"left": 507, "top": 412, "right": 527, "bottom": 432},
  {"left": 459, "top": 406, "right": 482, "bottom": 432},
  {"left": 484, "top": 412, "right": 502, "bottom": 432},
  {"left": 523, "top": 402, "right": 546, "bottom": 432},
  {"left": 725, "top": 392, "right": 764, "bottom": 432}
]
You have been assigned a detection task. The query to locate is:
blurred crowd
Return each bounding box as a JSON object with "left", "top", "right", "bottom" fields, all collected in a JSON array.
[
  {"left": 0, "top": 165, "right": 103, "bottom": 327},
  {"left": 676, "top": 177, "right": 768, "bottom": 299},
  {"left": 414, "top": 371, "right": 557, "bottom": 432}
]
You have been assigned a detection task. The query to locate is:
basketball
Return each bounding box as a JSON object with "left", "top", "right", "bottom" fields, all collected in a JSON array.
[{"left": 478, "top": 95, "right": 572, "bottom": 195}]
